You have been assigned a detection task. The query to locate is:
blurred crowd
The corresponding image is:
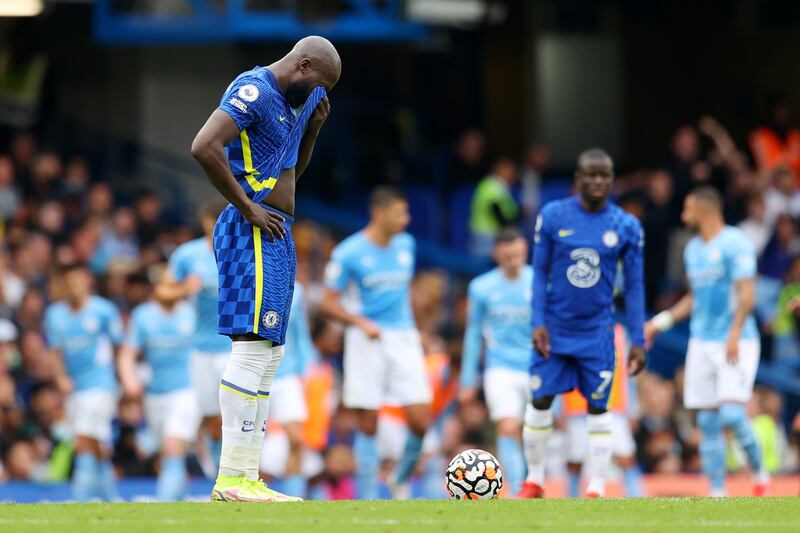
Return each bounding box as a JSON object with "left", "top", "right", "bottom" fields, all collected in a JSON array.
[{"left": 1, "top": 94, "right": 800, "bottom": 496}]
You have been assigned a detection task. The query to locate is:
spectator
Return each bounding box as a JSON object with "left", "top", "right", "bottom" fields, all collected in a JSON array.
[
  {"left": 763, "top": 166, "right": 800, "bottom": 229},
  {"left": 91, "top": 207, "right": 139, "bottom": 273},
  {"left": 0, "top": 155, "right": 20, "bottom": 220},
  {"left": 749, "top": 95, "right": 800, "bottom": 180},
  {"left": 437, "top": 128, "right": 489, "bottom": 192},
  {"left": 643, "top": 170, "right": 677, "bottom": 308},
  {"left": 664, "top": 125, "right": 712, "bottom": 213},
  {"left": 738, "top": 194, "right": 772, "bottom": 256},
  {"left": 133, "top": 190, "right": 163, "bottom": 247},
  {"left": 519, "top": 143, "right": 550, "bottom": 231},
  {"left": 468, "top": 157, "right": 520, "bottom": 256}
]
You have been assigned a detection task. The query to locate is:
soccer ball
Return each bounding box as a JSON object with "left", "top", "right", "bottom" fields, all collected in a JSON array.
[{"left": 445, "top": 448, "right": 503, "bottom": 500}]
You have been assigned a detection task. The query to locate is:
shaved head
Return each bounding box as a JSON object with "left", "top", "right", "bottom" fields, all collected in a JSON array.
[
  {"left": 276, "top": 35, "right": 341, "bottom": 107},
  {"left": 577, "top": 148, "right": 613, "bottom": 171}
]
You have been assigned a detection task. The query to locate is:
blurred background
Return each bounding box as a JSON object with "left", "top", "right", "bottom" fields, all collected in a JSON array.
[{"left": 0, "top": 0, "right": 799, "bottom": 500}]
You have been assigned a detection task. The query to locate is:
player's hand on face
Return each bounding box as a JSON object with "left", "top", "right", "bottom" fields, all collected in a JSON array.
[
  {"left": 243, "top": 202, "right": 286, "bottom": 241},
  {"left": 533, "top": 326, "right": 551, "bottom": 358},
  {"left": 357, "top": 317, "right": 381, "bottom": 340},
  {"left": 309, "top": 96, "right": 330, "bottom": 130},
  {"left": 643, "top": 321, "right": 659, "bottom": 349},
  {"left": 628, "top": 346, "right": 647, "bottom": 376}
]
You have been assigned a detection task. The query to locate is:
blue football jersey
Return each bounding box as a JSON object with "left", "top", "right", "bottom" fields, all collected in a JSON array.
[
  {"left": 124, "top": 301, "right": 196, "bottom": 395},
  {"left": 461, "top": 266, "right": 533, "bottom": 387},
  {"left": 217, "top": 66, "right": 326, "bottom": 203},
  {"left": 169, "top": 237, "right": 231, "bottom": 354},
  {"left": 325, "top": 232, "right": 416, "bottom": 329},
  {"left": 276, "top": 282, "right": 318, "bottom": 379},
  {"left": 684, "top": 226, "right": 759, "bottom": 341},
  {"left": 532, "top": 196, "right": 645, "bottom": 350},
  {"left": 44, "top": 296, "right": 123, "bottom": 392}
]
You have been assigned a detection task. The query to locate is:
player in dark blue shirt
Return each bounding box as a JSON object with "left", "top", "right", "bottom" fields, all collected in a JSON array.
[
  {"left": 191, "top": 36, "right": 341, "bottom": 503},
  {"left": 518, "top": 148, "right": 646, "bottom": 499}
]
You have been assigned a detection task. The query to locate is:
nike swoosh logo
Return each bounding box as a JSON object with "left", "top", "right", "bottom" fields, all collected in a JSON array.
[
  {"left": 279, "top": 116, "right": 286, "bottom": 122},
  {"left": 558, "top": 229, "right": 574, "bottom": 237}
]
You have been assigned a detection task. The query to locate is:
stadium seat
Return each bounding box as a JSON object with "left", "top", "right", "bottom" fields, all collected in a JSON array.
[
  {"left": 403, "top": 185, "right": 440, "bottom": 242},
  {"left": 448, "top": 185, "right": 476, "bottom": 253}
]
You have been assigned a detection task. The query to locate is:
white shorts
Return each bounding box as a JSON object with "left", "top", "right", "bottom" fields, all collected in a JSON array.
[
  {"left": 67, "top": 389, "right": 117, "bottom": 442},
  {"left": 144, "top": 389, "right": 201, "bottom": 444},
  {"left": 684, "top": 338, "right": 760, "bottom": 409},
  {"left": 269, "top": 375, "right": 308, "bottom": 424},
  {"left": 190, "top": 350, "right": 228, "bottom": 417},
  {"left": 565, "top": 413, "right": 636, "bottom": 462},
  {"left": 343, "top": 327, "right": 432, "bottom": 410},
  {"left": 483, "top": 367, "right": 530, "bottom": 422}
]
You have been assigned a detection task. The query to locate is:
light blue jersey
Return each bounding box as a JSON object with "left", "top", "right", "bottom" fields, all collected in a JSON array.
[
  {"left": 169, "top": 237, "right": 230, "bottom": 354},
  {"left": 124, "top": 301, "right": 196, "bottom": 394},
  {"left": 44, "top": 296, "right": 123, "bottom": 392},
  {"left": 684, "top": 226, "right": 759, "bottom": 341},
  {"left": 276, "top": 282, "right": 318, "bottom": 379},
  {"left": 461, "top": 267, "right": 533, "bottom": 387},
  {"left": 325, "top": 231, "right": 416, "bottom": 329}
]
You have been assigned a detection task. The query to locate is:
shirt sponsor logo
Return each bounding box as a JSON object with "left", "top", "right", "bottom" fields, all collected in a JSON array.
[
  {"left": 566, "top": 247, "right": 601, "bottom": 288},
  {"left": 228, "top": 97, "right": 248, "bottom": 112}
]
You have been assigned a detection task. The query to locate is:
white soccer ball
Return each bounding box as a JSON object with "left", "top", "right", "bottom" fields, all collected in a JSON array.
[{"left": 445, "top": 448, "right": 503, "bottom": 500}]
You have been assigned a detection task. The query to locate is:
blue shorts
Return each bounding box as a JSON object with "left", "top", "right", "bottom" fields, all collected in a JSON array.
[
  {"left": 213, "top": 204, "right": 296, "bottom": 344},
  {"left": 530, "top": 326, "right": 615, "bottom": 411}
]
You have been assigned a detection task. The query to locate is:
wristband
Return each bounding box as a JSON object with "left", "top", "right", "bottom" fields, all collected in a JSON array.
[{"left": 651, "top": 311, "right": 674, "bottom": 332}]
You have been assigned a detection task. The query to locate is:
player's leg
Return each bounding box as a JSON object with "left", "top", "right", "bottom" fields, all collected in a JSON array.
[
  {"left": 483, "top": 367, "right": 527, "bottom": 496},
  {"left": 684, "top": 339, "right": 726, "bottom": 496},
  {"left": 191, "top": 351, "right": 227, "bottom": 477},
  {"left": 267, "top": 374, "right": 309, "bottom": 498},
  {"left": 565, "top": 415, "right": 587, "bottom": 498},
  {"left": 576, "top": 347, "right": 616, "bottom": 498},
  {"left": 252, "top": 343, "right": 284, "bottom": 479},
  {"left": 717, "top": 338, "right": 769, "bottom": 495},
  {"left": 519, "top": 354, "right": 575, "bottom": 498},
  {"left": 343, "top": 326, "right": 387, "bottom": 499},
  {"left": 72, "top": 434, "right": 100, "bottom": 502},
  {"left": 70, "top": 390, "right": 116, "bottom": 501},
  {"left": 612, "top": 414, "right": 644, "bottom": 497},
  {"left": 155, "top": 390, "right": 199, "bottom": 501},
  {"left": 390, "top": 329, "right": 432, "bottom": 497}
]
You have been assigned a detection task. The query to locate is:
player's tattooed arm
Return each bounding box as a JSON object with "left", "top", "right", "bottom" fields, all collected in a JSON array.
[
  {"left": 295, "top": 96, "right": 331, "bottom": 180},
  {"left": 191, "top": 110, "right": 286, "bottom": 240},
  {"left": 726, "top": 277, "right": 755, "bottom": 364},
  {"left": 644, "top": 290, "right": 693, "bottom": 347}
]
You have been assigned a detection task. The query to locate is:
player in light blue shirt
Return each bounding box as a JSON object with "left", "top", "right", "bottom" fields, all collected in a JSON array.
[
  {"left": 265, "top": 282, "right": 318, "bottom": 498},
  {"left": 320, "top": 186, "right": 431, "bottom": 499},
  {"left": 167, "top": 198, "right": 229, "bottom": 477},
  {"left": 646, "top": 186, "right": 768, "bottom": 497},
  {"left": 460, "top": 227, "right": 532, "bottom": 495},
  {"left": 43, "top": 264, "right": 123, "bottom": 502},
  {"left": 118, "top": 274, "right": 199, "bottom": 501}
]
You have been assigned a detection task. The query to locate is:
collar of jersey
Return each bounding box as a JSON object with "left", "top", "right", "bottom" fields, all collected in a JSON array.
[{"left": 260, "top": 66, "right": 290, "bottom": 108}]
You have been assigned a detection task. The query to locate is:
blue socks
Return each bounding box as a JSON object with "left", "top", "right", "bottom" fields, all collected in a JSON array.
[
  {"left": 98, "top": 460, "right": 118, "bottom": 501},
  {"left": 157, "top": 456, "right": 187, "bottom": 501},
  {"left": 567, "top": 469, "right": 581, "bottom": 498},
  {"left": 622, "top": 464, "right": 644, "bottom": 497},
  {"left": 697, "top": 410, "right": 726, "bottom": 494},
  {"left": 207, "top": 436, "right": 223, "bottom": 477},
  {"left": 73, "top": 453, "right": 98, "bottom": 502},
  {"left": 719, "top": 403, "right": 763, "bottom": 473},
  {"left": 354, "top": 432, "right": 379, "bottom": 499},
  {"left": 282, "top": 475, "right": 308, "bottom": 498},
  {"left": 497, "top": 436, "right": 525, "bottom": 495},
  {"left": 395, "top": 433, "right": 424, "bottom": 485}
]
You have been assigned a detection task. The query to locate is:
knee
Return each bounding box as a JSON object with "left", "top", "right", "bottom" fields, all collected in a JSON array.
[
  {"left": 531, "top": 396, "right": 554, "bottom": 411},
  {"left": 718, "top": 403, "right": 746, "bottom": 428},
  {"left": 697, "top": 409, "right": 722, "bottom": 436},
  {"left": 496, "top": 418, "right": 521, "bottom": 438},
  {"left": 525, "top": 402, "right": 553, "bottom": 428},
  {"left": 587, "top": 405, "right": 607, "bottom": 416}
]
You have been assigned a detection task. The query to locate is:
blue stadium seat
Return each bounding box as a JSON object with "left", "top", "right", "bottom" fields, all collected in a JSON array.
[
  {"left": 539, "top": 179, "right": 573, "bottom": 207},
  {"left": 403, "top": 185, "right": 440, "bottom": 242},
  {"left": 449, "top": 185, "right": 476, "bottom": 253}
]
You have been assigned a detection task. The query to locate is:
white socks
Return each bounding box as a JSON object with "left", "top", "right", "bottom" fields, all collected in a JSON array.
[
  {"left": 585, "top": 412, "right": 613, "bottom": 496},
  {"left": 218, "top": 340, "right": 274, "bottom": 479},
  {"left": 523, "top": 404, "right": 552, "bottom": 485}
]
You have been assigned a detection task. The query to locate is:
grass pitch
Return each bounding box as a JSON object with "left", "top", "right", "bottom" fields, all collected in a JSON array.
[{"left": 1, "top": 498, "right": 798, "bottom": 532}]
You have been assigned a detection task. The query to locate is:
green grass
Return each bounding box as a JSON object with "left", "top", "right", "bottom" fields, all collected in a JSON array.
[{"left": 1, "top": 498, "right": 799, "bottom": 532}]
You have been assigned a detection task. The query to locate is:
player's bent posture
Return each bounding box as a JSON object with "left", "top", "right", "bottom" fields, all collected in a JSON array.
[
  {"left": 460, "top": 227, "right": 532, "bottom": 495},
  {"left": 645, "top": 187, "right": 769, "bottom": 497},
  {"left": 44, "top": 264, "right": 123, "bottom": 501},
  {"left": 118, "top": 277, "right": 200, "bottom": 501},
  {"left": 166, "top": 199, "right": 230, "bottom": 477},
  {"left": 320, "top": 187, "right": 432, "bottom": 499},
  {"left": 520, "top": 148, "right": 646, "bottom": 499},
  {"left": 191, "top": 36, "right": 340, "bottom": 502},
  {"left": 266, "top": 281, "right": 317, "bottom": 498}
]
